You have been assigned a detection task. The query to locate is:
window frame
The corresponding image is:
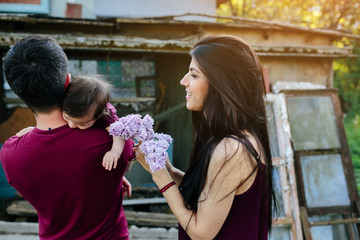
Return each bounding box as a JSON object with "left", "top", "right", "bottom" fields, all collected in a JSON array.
[{"left": 283, "top": 89, "right": 360, "bottom": 239}]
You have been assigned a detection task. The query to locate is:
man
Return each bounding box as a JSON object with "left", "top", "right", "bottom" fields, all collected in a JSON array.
[{"left": 0, "top": 35, "right": 133, "bottom": 239}]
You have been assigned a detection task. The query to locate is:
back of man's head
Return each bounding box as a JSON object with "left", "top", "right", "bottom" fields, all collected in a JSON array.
[{"left": 4, "top": 35, "right": 69, "bottom": 113}]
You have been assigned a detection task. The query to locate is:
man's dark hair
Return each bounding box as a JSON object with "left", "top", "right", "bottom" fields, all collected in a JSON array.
[{"left": 3, "top": 35, "right": 69, "bottom": 113}]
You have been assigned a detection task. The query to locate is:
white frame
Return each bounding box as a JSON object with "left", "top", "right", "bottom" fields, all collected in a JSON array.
[
  {"left": 0, "top": 0, "right": 49, "bottom": 14},
  {"left": 267, "top": 93, "right": 303, "bottom": 240}
]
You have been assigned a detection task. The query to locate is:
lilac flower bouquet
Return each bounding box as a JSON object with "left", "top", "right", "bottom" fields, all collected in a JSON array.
[
  {"left": 109, "top": 114, "right": 154, "bottom": 142},
  {"left": 109, "top": 114, "right": 173, "bottom": 172},
  {"left": 140, "top": 133, "right": 173, "bottom": 172}
]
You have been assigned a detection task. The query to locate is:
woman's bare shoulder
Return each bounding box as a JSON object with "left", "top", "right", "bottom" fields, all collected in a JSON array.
[
  {"left": 210, "top": 137, "right": 247, "bottom": 167},
  {"left": 202, "top": 136, "right": 257, "bottom": 198}
]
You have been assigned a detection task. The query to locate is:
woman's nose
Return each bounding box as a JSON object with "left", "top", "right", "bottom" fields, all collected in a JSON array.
[{"left": 180, "top": 74, "right": 188, "bottom": 86}]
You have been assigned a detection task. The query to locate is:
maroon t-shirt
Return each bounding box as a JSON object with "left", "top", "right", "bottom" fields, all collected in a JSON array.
[{"left": 0, "top": 107, "right": 134, "bottom": 239}]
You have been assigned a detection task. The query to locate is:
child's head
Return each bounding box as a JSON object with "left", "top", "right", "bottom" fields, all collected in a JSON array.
[{"left": 62, "top": 75, "right": 111, "bottom": 129}]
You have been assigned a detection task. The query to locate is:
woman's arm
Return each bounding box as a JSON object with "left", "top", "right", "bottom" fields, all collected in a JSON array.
[
  {"left": 136, "top": 138, "right": 256, "bottom": 239},
  {"left": 135, "top": 150, "right": 184, "bottom": 185},
  {"left": 165, "top": 158, "right": 184, "bottom": 186}
]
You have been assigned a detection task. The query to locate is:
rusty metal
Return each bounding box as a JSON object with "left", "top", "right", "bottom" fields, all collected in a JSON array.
[
  {"left": 0, "top": 13, "right": 357, "bottom": 58},
  {"left": 0, "top": 32, "right": 355, "bottom": 58}
]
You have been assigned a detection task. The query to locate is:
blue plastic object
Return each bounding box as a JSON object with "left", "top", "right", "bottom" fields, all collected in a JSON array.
[{"left": 0, "top": 144, "right": 18, "bottom": 197}]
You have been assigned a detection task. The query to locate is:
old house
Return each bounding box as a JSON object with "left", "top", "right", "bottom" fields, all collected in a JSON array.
[{"left": 0, "top": 0, "right": 359, "bottom": 239}]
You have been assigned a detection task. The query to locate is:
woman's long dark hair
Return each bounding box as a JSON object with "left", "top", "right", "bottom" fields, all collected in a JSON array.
[{"left": 179, "top": 35, "right": 277, "bottom": 232}]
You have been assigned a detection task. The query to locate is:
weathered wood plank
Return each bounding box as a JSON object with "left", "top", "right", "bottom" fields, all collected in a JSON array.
[
  {"left": 6, "top": 200, "right": 177, "bottom": 228},
  {"left": 125, "top": 211, "right": 177, "bottom": 228},
  {"left": 7, "top": 200, "right": 36, "bottom": 217}
]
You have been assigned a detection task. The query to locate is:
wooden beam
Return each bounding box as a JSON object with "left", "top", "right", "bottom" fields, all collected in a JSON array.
[
  {"left": 125, "top": 211, "right": 177, "bottom": 228},
  {"left": 6, "top": 200, "right": 177, "bottom": 228},
  {"left": 300, "top": 206, "right": 313, "bottom": 240},
  {"left": 309, "top": 218, "right": 360, "bottom": 226},
  {"left": 153, "top": 102, "right": 186, "bottom": 122},
  {"left": 3, "top": 97, "right": 156, "bottom": 104}
]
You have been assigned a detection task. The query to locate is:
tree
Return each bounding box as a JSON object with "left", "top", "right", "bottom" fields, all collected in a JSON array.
[
  {"left": 217, "top": 0, "right": 360, "bottom": 191},
  {"left": 216, "top": 0, "right": 360, "bottom": 32},
  {"left": 217, "top": 0, "right": 360, "bottom": 114},
  {"left": 334, "top": 45, "right": 360, "bottom": 117}
]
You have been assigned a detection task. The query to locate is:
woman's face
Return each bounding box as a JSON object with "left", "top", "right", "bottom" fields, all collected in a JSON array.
[{"left": 180, "top": 57, "right": 208, "bottom": 111}]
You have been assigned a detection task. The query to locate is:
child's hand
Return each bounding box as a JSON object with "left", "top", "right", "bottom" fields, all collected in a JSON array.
[
  {"left": 102, "top": 151, "right": 120, "bottom": 171},
  {"left": 122, "top": 176, "right": 132, "bottom": 197},
  {"left": 16, "top": 127, "right": 35, "bottom": 137}
]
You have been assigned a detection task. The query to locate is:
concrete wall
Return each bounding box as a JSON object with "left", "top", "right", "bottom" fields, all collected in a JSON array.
[
  {"left": 50, "top": 0, "right": 95, "bottom": 19},
  {"left": 200, "top": 26, "right": 338, "bottom": 87},
  {"left": 261, "top": 58, "right": 333, "bottom": 87},
  {"left": 94, "top": 0, "right": 216, "bottom": 20}
]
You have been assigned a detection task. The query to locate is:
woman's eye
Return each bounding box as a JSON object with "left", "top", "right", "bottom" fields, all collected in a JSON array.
[{"left": 191, "top": 74, "right": 198, "bottom": 78}]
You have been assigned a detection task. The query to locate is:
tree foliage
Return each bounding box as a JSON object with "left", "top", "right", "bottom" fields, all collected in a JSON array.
[
  {"left": 217, "top": 0, "right": 360, "bottom": 190},
  {"left": 334, "top": 45, "right": 360, "bottom": 117},
  {"left": 217, "top": 0, "right": 360, "bottom": 32},
  {"left": 217, "top": 0, "right": 360, "bottom": 113}
]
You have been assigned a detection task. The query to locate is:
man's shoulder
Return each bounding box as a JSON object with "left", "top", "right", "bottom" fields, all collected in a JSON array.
[
  {"left": 1, "top": 135, "right": 20, "bottom": 150},
  {"left": 0, "top": 136, "right": 20, "bottom": 163}
]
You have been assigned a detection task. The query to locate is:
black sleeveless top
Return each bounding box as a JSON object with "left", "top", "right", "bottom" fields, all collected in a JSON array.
[{"left": 178, "top": 136, "right": 268, "bottom": 239}]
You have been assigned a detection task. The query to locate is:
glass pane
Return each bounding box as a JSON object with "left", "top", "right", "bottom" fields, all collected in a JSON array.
[
  {"left": 300, "top": 154, "right": 350, "bottom": 207},
  {"left": 266, "top": 102, "right": 280, "bottom": 157},
  {"left": 4, "top": 58, "right": 155, "bottom": 101},
  {"left": 269, "top": 227, "right": 291, "bottom": 240},
  {"left": 286, "top": 96, "right": 341, "bottom": 150},
  {"left": 309, "top": 214, "right": 350, "bottom": 240},
  {"left": 137, "top": 78, "right": 156, "bottom": 97},
  {"left": 69, "top": 59, "right": 155, "bottom": 99},
  {"left": 69, "top": 60, "right": 98, "bottom": 75},
  {"left": 272, "top": 167, "right": 285, "bottom": 217}
]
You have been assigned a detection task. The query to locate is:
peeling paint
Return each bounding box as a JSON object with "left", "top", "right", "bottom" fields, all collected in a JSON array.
[
  {"left": 0, "top": 32, "right": 354, "bottom": 58},
  {"left": 0, "top": 14, "right": 357, "bottom": 58}
]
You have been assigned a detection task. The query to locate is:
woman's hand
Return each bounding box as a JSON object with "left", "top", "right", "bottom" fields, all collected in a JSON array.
[
  {"left": 134, "top": 143, "right": 178, "bottom": 181},
  {"left": 134, "top": 144, "right": 152, "bottom": 173}
]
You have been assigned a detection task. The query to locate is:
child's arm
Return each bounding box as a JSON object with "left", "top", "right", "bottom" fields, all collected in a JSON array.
[
  {"left": 16, "top": 126, "right": 35, "bottom": 137},
  {"left": 102, "top": 135, "right": 125, "bottom": 171}
]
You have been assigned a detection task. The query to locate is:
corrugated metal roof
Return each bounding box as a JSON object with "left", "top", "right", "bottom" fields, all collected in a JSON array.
[
  {"left": 0, "top": 13, "right": 358, "bottom": 58},
  {"left": 0, "top": 32, "right": 355, "bottom": 58},
  {"left": 1, "top": 13, "right": 358, "bottom": 39}
]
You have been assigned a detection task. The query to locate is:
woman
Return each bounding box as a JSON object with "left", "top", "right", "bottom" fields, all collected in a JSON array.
[{"left": 135, "top": 35, "right": 276, "bottom": 239}]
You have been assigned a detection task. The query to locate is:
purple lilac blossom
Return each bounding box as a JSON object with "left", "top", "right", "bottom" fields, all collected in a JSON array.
[
  {"left": 109, "top": 114, "right": 154, "bottom": 141},
  {"left": 154, "top": 133, "right": 173, "bottom": 145},
  {"left": 140, "top": 139, "right": 170, "bottom": 172},
  {"left": 109, "top": 114, "right": 173, "bottom": 172}
]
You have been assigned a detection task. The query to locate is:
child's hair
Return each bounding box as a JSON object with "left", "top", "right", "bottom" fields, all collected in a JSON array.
[{"left": 62, "top": 75, "right": 111, "bottom": 119}]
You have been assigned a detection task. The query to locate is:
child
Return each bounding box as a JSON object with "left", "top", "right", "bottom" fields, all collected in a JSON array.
[
  {"left": 61, "top": 74, "right": 126, "bottom": 171},
  {"left": 17, "top": 74, "right": 126, "bottom": 172}
]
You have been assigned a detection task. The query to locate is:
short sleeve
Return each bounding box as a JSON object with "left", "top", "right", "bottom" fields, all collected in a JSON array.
[
  {"left": 121, "top": 139, "right": 136, "bottom": 164},
  {"left": 95, "top": 103, "right": 119, "bottom": 128}
]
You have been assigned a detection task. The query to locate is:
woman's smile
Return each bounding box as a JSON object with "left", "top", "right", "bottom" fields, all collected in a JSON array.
[{"left": 180, "top": 57, "right": 208, "bottom": 111}]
